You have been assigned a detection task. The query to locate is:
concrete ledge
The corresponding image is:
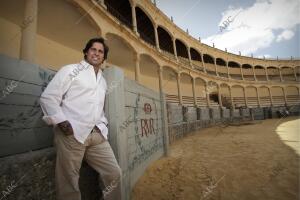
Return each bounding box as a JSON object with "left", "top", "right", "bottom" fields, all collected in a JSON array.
[
  {"left": 221, "top": 108, "right": 230, "bottom": 120},
  {"left": 166, "top": 103, "right": 183, "bottom": 124},
  {"left": 250, "top": 108, "right": 265, "bottom": 120},
  {"left": 231, "top": 108, "right": 242, "bottom": 120},
  {"left": 271, "top": 106, "right": 287, "bottom": 118},
  {"left": 0, "top": 148, "right": 103, "bottom": 200},
  {"left": 263, "top": 107, "right": 272, "bottom": 119},
  {"left": 210, "top": 108, "right": 221, "bottom": 123},
  {"left": 240, "top": 108, "right": 251, "bottom": 120}
]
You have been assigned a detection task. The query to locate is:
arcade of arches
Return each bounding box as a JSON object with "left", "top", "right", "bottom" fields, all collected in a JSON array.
[{"left": 0, "top": 0, "right": 299, "bottom": 109}]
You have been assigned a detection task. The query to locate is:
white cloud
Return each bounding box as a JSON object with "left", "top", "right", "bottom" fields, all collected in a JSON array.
[
  {"left": 203, "top": 0, "right": 300, "bottom": 56},
  {"left": 276, "top": 30, "right": 295, "bottom": 42}
]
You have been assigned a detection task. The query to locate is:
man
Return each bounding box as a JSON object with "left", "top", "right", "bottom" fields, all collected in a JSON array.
[{"left": 40, "top": 38, "right": 122, "bottom": 200}]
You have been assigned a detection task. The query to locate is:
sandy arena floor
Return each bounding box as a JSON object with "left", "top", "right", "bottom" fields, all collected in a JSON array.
[{"left": 132, "top": 117, "right": 300, "bottom": 200}]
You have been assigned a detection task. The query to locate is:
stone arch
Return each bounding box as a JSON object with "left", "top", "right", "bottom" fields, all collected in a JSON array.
[
  {"left": 104, "top": 0, "right": 132, "bottom": 29},
  {"left": 135, "top": 6, "right": 155, "bottom": 46},
  {"left": 267, "top": 66, "right": 280, "bottom": 81},
  {"left": 242, "top": 64, "right": 254, "bottom": 81},
  {"left": 258, "top": 86, "right": 271, "bottom": 107},
  {"left": 228, "top": 61, "right": 242, "bottom": 80},
  {"left": 231, "top": 85, "right": 246, "bottom": 108},
  {"left": 105, "top": 32, "right": 137, "bottom": 80},
  {"left": 285, "top": 86, "right": 300, "bottom": 105},
  {"left": 254, "top": 65, "right": 267, "bottom": 81},
  {"left": 270, "top": 86, "right": 285, "bottom": 106},
  {"left": 281, "top": 66, "right": 295, "bottom": 81},
  {"left": 140, "top": 53, "right": 161, "bottom": 92},
  {"left": 203, "top": 54, "right": 216, "bottom": 76},
  {"left": 245, "top": 86, "right": 258, "bottom": 108},
  {"left": 216, "top": 58, "right": 227, "bottom": 78},
  {"left": 157, "top": 26, "right": 173, "bottom": 54}
]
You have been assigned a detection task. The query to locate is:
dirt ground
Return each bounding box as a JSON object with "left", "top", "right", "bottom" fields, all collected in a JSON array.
[{"left": 131, "top": 117, "right": 300, "bottom": 200}]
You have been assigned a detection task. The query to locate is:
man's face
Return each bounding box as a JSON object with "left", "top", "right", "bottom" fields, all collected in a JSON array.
[{"left": 85, "top": 42, "right": 105, "bottom": 67}]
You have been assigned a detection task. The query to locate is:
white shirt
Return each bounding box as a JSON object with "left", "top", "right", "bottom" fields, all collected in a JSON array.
[{"left": 40, "top": 60, "right": 108, "bottom": 144}]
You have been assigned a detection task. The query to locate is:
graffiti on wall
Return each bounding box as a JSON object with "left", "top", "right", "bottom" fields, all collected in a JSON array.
[
  {"left": 0, "top": 68, "right": 54, "bottom": 132},
  {"left": 140, "top": 103, "right": 156, "bottom": 137},
  {"left": 128, "top": 94, "right": 163, "bottom": 171}
]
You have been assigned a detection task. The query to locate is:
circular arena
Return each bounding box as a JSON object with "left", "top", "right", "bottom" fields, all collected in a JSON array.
[{"left": 0, "top": 0, "right": 299, "bottom": 199}]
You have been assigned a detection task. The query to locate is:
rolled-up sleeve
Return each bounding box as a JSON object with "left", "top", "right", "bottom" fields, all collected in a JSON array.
[{"left": 40, "top": 66, "right": 72, "bottom": 125}]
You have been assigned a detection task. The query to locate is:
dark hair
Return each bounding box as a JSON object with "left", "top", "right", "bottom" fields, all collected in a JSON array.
[{"left": 83, "top": 37, "right": 109, "bottom": 60}]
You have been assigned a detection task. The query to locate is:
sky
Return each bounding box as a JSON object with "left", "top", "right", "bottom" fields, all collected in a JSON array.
[{"left": 155, "top": 0, "right": 300, "bottom": 59}]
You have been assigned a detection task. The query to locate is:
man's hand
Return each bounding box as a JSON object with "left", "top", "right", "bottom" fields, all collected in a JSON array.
[{"left": 58, "top": 121, "right": 74, "bottom": 136}]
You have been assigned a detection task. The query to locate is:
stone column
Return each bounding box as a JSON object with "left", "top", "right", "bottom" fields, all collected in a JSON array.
[
  {"left": 252, "top": 66, "right": 257, "bottom": 81},
  {"left": 240, "top": 65, "right": 244, "bottom": 80},
  {"left": 218, "top": 85, "right": 222, "bottom": 107},
  {"left": 201, "top": 53, "right": 206, "bottom": 73},
  {"left": 265, "top": 67, "right": 269, "bottom": 81},
  {"left": 205, "top": 83, "right": 211, "bottom": 108},
  {"left": 192, "top": 78, "right": 196, "bottom": 106},
  {"left": 279, "top": 68, "right": 283, "bottom": 82},
  {"left": 268, "top": 87, "right": 273, "bottom": 107},
  {"left": 176, "top": 73, "right": 182, "bottom": 104},
  {"left": 134, "top": 53, "right": 140, "bottom": 83},
  {"left": 131, "top": 2, "right": 138, "bottom": 34},
  {"left": 256, "top": 87, "right": 261, "bottom": 107},
  {"left": 282, "top": 87, "right": 287, "bottom": 106},
  {"left": 293, "top": 67, "right": 297, "bottom": 81},
  {"left": 98, "top": 0, "right": 106, "bottom": 8},
  {"left": 226, "top": 61, "right": 230, "bottom": 79},
  {"left": 172, "top": 37, "right": 178, "bottom": 60},
  {"left": 243, "top": 87, "right": 248, "bottom": 107},
  {"left": 187, "top": 47, "right": 192, "bottom": 66},
  {"left": 214, "top": 58, "right": 218, "bottom": 76},
  {"left": 154, "top": 24, "right": 160, "bottom": 50},
  {"left": 158, "top": 67, "right": 164, "bottom": 94},
  {"left": 229, "top": 86, "right": 234, "bottom": 109},
  {"left": 20, "top": 0, "right": 38, "bottom": 62}
]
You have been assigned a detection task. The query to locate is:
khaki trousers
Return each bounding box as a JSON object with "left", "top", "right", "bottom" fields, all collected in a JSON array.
[{"left": 53, "top": 126, "right": 122, "bottom": 200}]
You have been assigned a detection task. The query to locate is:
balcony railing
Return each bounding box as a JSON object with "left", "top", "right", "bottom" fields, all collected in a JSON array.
[
  {"left": 101, "top": 3, "right": 299, "bottom": 84},
  {"left": 105, "top": 4, "right": 133, "bottom": 29}
]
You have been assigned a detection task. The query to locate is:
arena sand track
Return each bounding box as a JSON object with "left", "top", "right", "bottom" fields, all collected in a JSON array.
[{"left": 132, "top": 117, "right": 299, "bottom": 200}]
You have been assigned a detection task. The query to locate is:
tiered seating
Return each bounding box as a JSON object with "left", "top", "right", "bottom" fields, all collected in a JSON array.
[
  {"left": 166, "top": 94, "right": 295, "bottom": 108},
  {"left": 230, "top": 74, "right": 243, "bottom": 80},
  {"left": 205, "top": 63, "right": 217, "bottom": 76},
  {"left": 223, "top": 96, "right": 245, "bottom": 108},
  {"left": 286, "top": 95, "right": 300, "bottom": 105},
  {"left": 166, "top": 95, "right": 222, "bottom": 107},
  {"left": 166, "top": 94, "right": 179, "bottom": 104},
  {"left": 218, "top": 72, "right": 228, "bottom": 78},
  {"left": 209, "top": 100, "right": 220, "bottom": 107},
  {"left": 192, "top": 61, "right": 204, "bottom": 72},
  {"left": 282, "top": 75, "right": 296, "bottom": 81},
  {"left": 232, "top": 97, "right": 246, "bottom": 108},
  {"left": 243, "top": 68, "right": 255, "bottom": 81},
  {"left": 259, "top": 96, "right": 271, "bottom": 107},
  {"left": 217, "top": 66, "right": 228, "bottom": 78},
  {"left": 182, "top": 95, "right": 195, "bottom": 106},
  {"left": 178, "top": 56, "right": 190, "bottom": 66},
  {"left": 221, "top": 96, "right": 232, "bottom": 108},
  {"left": 246, "top": 97, "right": 259, "bottom": 108},
  {"left": 244, "top": 75, "right": 255, "bottom": 80},
  {"left": 193, "top": 65, "right": 205, "bottom": 72},
  {"left": 196, "top": 97, "right": 208, "bottom": 107},
  {"left": 256, "top": 75, "right": 267, "bottom": 81},
  {"left": 268, "top": 75, "right": 281, "bottom": 81},
  {"left": 272, "top": 96, "right": 285, "bottom": 106}
]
